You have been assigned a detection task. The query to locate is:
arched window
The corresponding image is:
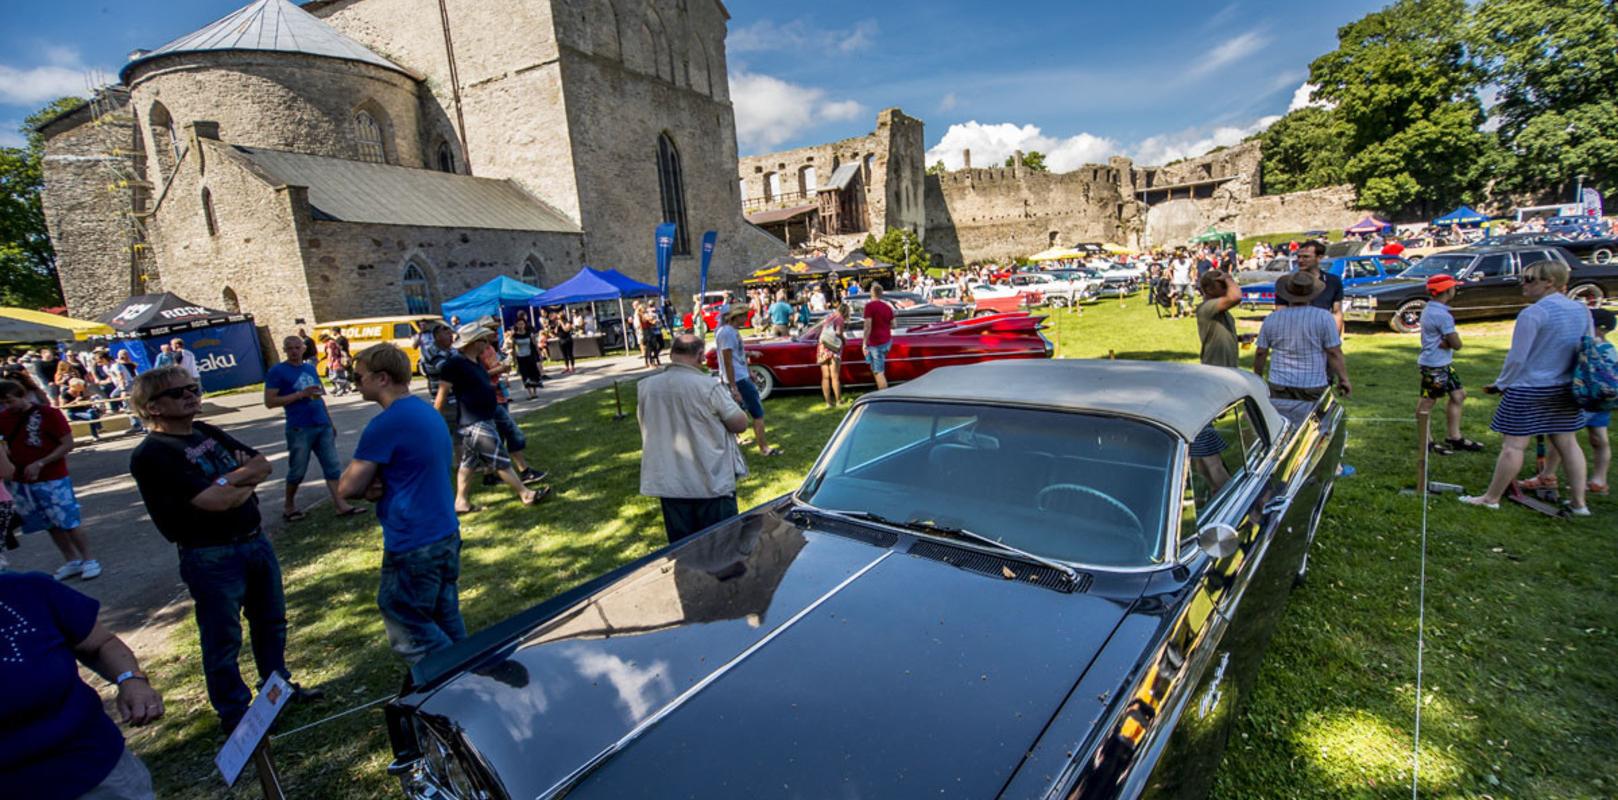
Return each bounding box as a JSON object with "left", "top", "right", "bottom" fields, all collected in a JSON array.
[
  {"left": 800, "top": 165, "right": 817, "bottom": 193},
  {"left": 201, "top": 188, "right": 218, "bottom": 236},
  {"left": 221, "top": 287, "right": 240, "bottom": 312},
  {"left": 764, "top": 172, "right": 780, "bottom": 201},
  {"left": 147, "top": 102, "right": 179, "bottom": 184},
  {"left": 656, "top": 133, "right": 690, "bottom": 256},
  {"left": 589, "top": 0, "right": 620, "bottom": 59},
  {"left": 738, "top": 178, "right": 749, "bottom": 202},
  {"left": 354, "top": 110, "right": 386, "bottom": 163},
  {"left": 521, "top": 255, "right": 543, "bottom": 285},
  {"left": 402, "top": 260, "right": 433, "bottom": 313},
  {"left": 864, "top": 154, "right": 876, "bottom": 184},
  {"left": 435, "top": 141, "right": 456, "bottom": 173},
  {"left": 689, "top": 38, "right": 711, "bottom": 95}
]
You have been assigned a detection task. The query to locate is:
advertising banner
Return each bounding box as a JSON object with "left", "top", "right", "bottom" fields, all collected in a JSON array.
[
  {"left": 1583, "top": 188, "right": 1603, "bottom": 218},
  {"left": 145, "top": 321, "right": 266, "bottom": 392},
  {"left": 699, "top": 230, "right": 718, "bottom": 297},
  {"left": 655, "top": 222, "right": 677, "bottom": 325}
]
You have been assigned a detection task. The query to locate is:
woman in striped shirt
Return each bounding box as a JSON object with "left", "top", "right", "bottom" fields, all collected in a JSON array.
[{"left": 1461, "top": 260, "right": 1594, "bottom": 515}]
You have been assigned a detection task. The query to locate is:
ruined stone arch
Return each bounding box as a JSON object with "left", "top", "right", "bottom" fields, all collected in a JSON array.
[
  {"left": 350, "top": 99, "right": 395, "bottom": 165},
  {"left": 590, "top": 0, "right": 621, "bottom": 59},
  {"left": 146, "top": 101, "right": 179, "bottom": 186},
  {"left": 645, "top": 5, "right": 675, "bottom": 83},
  {"left": 400, "top": 255, "right": 438, "bottom": 314},
  {"left": 687, "top": 35, "right": 711, "bottom": 95}
]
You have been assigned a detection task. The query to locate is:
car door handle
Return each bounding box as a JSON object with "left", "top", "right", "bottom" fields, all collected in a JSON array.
[{"left": 1263, "top": 495, "right": 1292, "bottom": 515}]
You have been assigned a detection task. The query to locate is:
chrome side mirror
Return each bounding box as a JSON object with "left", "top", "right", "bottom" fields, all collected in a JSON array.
[{"left": 1197, "top": 523, "right": 1240, "bottom": 559}]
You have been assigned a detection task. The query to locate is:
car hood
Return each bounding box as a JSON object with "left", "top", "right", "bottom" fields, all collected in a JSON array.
[
  {"left": 1345, "top": 277, "right": 1426, "bottom": 297},
  {"left": 416, "top": 509, "right": 1138, "bottom": 799}
]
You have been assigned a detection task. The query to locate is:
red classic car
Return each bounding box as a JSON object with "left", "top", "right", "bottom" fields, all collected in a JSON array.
[
  {"left": 682, "top": 290, "right": 756, "bottom": 331},
  {"left": 704, "top": 312, "right": 1053, "bottom": 399}
]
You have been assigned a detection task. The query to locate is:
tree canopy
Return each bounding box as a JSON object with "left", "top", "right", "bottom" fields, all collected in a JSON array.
[
  {"left": 861, "top": 228, "right": 931, "bottom": 272},
  {"left": 1, "top": 97, "right": 82, "bottom": 309},
  {"left": 1003, "top": 151, "right": 1048, "bottom": 172}
]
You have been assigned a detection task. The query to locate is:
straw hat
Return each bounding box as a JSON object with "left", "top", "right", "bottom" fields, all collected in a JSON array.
[
  {"left": 1275, "top": 271, "right": 1326, "bottom": 304},
  {"left": 453, "top": 323, "right": 495, "bottom": 349}
]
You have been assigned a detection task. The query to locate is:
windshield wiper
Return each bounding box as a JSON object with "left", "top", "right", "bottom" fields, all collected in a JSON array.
[{"left": 800, "top": 505, "right": 1080, "bottom": 584}]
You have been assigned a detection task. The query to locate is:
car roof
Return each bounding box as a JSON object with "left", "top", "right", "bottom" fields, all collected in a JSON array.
[
  {"left": 1447, "top": 243, "right": 1565, "bottom": 254},
  {"left": 867, "top": 359, "right": 1283, "bottom": 442}
]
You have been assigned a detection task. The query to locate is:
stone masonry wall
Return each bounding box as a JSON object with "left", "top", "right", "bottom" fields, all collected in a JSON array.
[
  {"left": 1144, "top": 184, "right": 1361, "bottom": 245},
  {"left": 126, "top": 52, "right": 427, "bottom": 187},
  {"left": 39, "top": 96, "right": 143, "bottom": 320},
  {"left": 924, "top": 166, "right": 1138, "bottom": 264},
  {"left": 1132, "top": 139, "right": 1263, "bottom": 196}
]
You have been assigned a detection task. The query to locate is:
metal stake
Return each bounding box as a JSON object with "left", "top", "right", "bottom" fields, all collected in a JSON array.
[{"left": 613, "top": 380, "right": 626, "bottom": 420}]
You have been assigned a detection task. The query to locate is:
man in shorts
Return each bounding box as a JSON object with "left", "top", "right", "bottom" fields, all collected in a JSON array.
[
  {"left": 862, "top": 283, "right": 895, "bottom": 390},
  {"left": 433, "top": 324, "right": 548, "bottom": 512},
  {"left": 418, "top": 321, "right": 462, "bottom": 465},
  {"left": 264, "top": 335, "right": 364, "bottom": 521},
  {"left": 1417, "top": 274, "right": 1483, "bottom": 455},
  {"left": 716, "top": 306, "right": 781, "bottom": 457},
  {"left": 0, "top": 379, "right": 98, "bottom": 580}
]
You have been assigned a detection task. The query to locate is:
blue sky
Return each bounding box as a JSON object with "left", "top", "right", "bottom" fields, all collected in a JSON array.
[{"left": 3, "top": 0, "right": 1388, "bottom": 170}]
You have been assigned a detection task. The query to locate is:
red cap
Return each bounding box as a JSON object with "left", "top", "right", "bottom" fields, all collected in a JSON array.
[{"left": 1426, "top": 274, "right": 1458, "bottom": 296}]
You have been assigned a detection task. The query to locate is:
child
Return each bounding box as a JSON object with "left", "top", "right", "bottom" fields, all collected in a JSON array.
[
  {"left": 1522, "top": 307, "right": 1613, "bottom": 494},
  {"left": 1417, "top": 274, "right": 1483, "bottom": 454}
]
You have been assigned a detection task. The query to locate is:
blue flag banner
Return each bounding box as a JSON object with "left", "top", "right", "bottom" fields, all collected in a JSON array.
[
  {"left": 655, "top": 223, "right": 677, "bottom": 303},
  {"left": 699, "top": 230, "right": 718, "bottom": 297}
]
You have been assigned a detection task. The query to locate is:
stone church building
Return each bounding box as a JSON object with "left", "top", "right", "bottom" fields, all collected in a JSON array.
[{"left": 38, "top": 0, "right": 783, "bottom": 336}]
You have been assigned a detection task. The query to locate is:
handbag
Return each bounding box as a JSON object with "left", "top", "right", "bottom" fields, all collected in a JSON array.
[{"left": 818, "top": 317, "right": 844, "bottom": 350}]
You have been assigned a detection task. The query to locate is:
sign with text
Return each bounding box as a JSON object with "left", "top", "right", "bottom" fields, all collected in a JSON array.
[
  {"left": 143, "top": 321, "right": 266, "bottom": 392},
  {"left": 215, "top": 672, "right": 291, "bottom": 786},
  {"left": 699, "top": 230, "right": 718, "bottom": 297},
  {"left": 655, "top": 222, "right": 678, "bottom": 325}
]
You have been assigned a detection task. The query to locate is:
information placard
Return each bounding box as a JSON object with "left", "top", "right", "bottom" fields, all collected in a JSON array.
[{"left": 215, "top": 672, "right": 291, "bottom": 786}]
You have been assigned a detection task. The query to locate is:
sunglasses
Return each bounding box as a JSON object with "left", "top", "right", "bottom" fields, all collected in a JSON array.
[{"left": 155, "top": 383, "right": 201, "bottom": 400}]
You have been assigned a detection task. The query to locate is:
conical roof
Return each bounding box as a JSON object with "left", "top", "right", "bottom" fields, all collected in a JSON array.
[{"left": 122, "top": 0, "right": 410, "bottom": 82}]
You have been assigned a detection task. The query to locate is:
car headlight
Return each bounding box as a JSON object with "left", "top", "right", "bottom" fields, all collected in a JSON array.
[{"left": 394, "top": 718, "right": 488, "bottom": 800}]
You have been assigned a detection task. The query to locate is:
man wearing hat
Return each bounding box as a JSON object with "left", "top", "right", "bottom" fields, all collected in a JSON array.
[
  {"left": 1275, "top": 241, "right": 1344, "bottom": 332},
  {"left": 432, "top": 324, "right": 548, "bottom": 512},
  {"left": 1253, "top": 271, "right": 1351, "bottom": 401},
  {"left": 1417, "top": 274, "right": 1483, "bottom": 454},
  {"left": 715, "top": 305, "right": 781, "bottom": 457}
]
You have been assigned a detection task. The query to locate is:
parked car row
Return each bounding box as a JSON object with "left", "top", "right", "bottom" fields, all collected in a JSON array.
[{"left": 1344, "top": 244, "right": 1618, "bottom": 332}]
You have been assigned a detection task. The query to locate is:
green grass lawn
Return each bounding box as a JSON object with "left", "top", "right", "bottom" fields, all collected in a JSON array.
[{"left": 128, "top": 298, "right": 1615, "bottom": 799}]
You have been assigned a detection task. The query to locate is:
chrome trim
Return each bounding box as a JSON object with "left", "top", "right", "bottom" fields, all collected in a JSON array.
[{"left": 536, "top": 550, "right": 895, "bottom": 799}]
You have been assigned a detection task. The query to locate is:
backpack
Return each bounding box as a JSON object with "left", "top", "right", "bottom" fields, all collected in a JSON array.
[{"left": 1571, "top": 337, "right": 1618, "bottom": 412}]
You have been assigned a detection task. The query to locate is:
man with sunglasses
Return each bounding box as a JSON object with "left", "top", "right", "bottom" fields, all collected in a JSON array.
[{"left": 128, "top": 367, "right": 320, "bottom": 734}]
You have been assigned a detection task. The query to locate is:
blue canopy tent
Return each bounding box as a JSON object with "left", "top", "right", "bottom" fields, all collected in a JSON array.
[
  {"left": 1431, "top": 206, "right": 1489, "bottom": 227},
  {"left": 440, "top": 276, "right": 544, "bottom": 327},
  {"left": 531, "top": 267, "right": 660, "bottom": 353},
  {"left": 1344, "top": 215, "right": 1393, "bottom": 234}
]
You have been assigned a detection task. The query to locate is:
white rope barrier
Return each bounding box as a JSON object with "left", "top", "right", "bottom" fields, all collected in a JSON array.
[
  {"left": 1411, "top": 421, "right": 1432, "bottom": 797},
  {"left": 269, "top": 694, "right": 393, "bottom": 742}
]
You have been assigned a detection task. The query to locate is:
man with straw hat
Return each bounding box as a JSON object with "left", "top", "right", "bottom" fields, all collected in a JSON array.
[
  {"left": 433, "top": 324, "right": 548, "bottom": 513},
  {"left": 1253, "top": 271, "right": 1352, "bottom": 402}
]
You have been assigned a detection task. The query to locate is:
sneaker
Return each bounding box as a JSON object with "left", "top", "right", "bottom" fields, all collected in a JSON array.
[
  {"left": 53, "top": 560, "right": 84, "bottom": 580},
  {"left": 1458, "top": 495, "right": 1499, "bottom": 510},
  {"left": 79, "top": 560, "right": 102, "bottom": 580},
  {"left": 1569, "top": 506, "right": 1592, "bottom": 517},
  {"left": 519, "top": 468, "right": 549, "bottom": 485}
]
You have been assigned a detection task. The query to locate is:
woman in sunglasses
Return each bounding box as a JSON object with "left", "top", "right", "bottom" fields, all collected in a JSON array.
[{"left": 1461, "top": 260, "right": 1595, "bottom": 515}]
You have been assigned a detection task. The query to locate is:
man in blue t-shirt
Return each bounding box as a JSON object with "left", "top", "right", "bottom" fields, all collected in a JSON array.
[
  {"left": 264, "top": 335, "right": 362, "bottom": 521},
  {"left": 340, "top": 344, "right": 467, "bottom": 664}
]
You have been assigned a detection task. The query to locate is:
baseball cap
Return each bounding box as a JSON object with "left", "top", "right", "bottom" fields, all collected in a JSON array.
[{"left": 1425, "top": 275, "right": 1458, "bottom": 296}]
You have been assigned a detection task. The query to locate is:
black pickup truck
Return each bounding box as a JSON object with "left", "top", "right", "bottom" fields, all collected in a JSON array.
[{"left": 1343, "top": 244, "right": 1618, "bottom": 333}]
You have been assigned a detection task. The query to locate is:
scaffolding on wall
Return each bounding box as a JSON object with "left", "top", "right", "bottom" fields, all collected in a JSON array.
[{"left": 83, "top": 78, "right": 157, "bottom": 297}]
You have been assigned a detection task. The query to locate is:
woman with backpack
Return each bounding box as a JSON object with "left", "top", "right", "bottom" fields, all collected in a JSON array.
[
  {"left": 1461, "top": 260, "right": 1595, "bottom": 515},
  {"left": 1518, "top": 307, "right": 1615, "bottom": 497}
]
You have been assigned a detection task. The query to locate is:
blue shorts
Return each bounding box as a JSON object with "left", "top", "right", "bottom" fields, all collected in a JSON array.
[
  {"left": 1589, "top": 411, "right": 1611, "bottom": 429},
  {"left": 735, "top": 378, "right": 765, "bottom": 419},
  {"left": 285, "top": 424, "right": 341, "bottom": 485},
  {"left": 10, "top": 476, "right": 82, "bottom": 534},
  {"left": 866, "top": 342, "right": 892, "bottom": 374}
]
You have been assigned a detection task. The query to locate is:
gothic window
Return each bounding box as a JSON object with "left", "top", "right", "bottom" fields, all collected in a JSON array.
[
  {"left": 521, "top": 255, "right": 544, "bottom": 285},
  {"left": 689, "top": 38, "right": 711, "bottom": 95},
  {"left": 354, "top": 110, "right": 386, "bottom": 164},
  {"left": 800, "top": 166, "right": 817, "bottom": 193},
  {"left": 656, "top": 132, "right": 691, "bottom": 256},
  {"left": 221, "top": 287, "right": 240, "bottom": 312},
  {"left": 590, "top": 0, "right": 620, "bottom": 59},
  {"left": 402, "top": 260, "right": 433, "bottom": 314},
  {"left": 148, "top": 102, "right": 179, "bottom": 184},
  {"left": 201, "top": 188, "right": 218, "bottom": 236},
  {"left": 435, "top": 141, "right": 456, "bottom": 173}
]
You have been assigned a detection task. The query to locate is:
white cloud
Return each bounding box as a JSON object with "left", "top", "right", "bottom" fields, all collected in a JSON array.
[
  {"left": 1189, "top": 31, "right": 1268, "bottom": 77},
  {"left": 729, "top": 19, "right": 878, "bottom": 55},
  {"left": 1286, "top": 82, "right": 1334, "bottom": 112},
  {"left": 939, "top": 92, "right": 958, "bottom": 112},
  {"left": 1129, "top": 116, "right": 1279, "bottom": 165},
  {"left": 924, "top": 121, "right": 1119, "bottom": 172},
  {"left": 730, "top": 70, "right": 866, "bottom": 153},
  {"left": 926, "top": 113, "right": 1287, "bottom": 173},
  {"left": 0, "top": 46, "right": 111, "bottom": 106}
]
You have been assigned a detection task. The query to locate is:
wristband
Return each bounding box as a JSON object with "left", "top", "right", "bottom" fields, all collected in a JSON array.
[
  {"left": 215, "top": 477, "right": 230, "bottom": 487},
  {"left": 114, "top": 670, "right": 147, "bottom": 686}
]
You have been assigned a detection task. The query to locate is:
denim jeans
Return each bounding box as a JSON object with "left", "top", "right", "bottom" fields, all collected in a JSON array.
[
  {"left": 378, "top": 534, "right": 467, "bottom": 665},
  {"left": 178, "top": 535, "right": 288, "bottom": 728},
  {"left": 492, "top": 404, "right": 527, "bottom": 453},
  {"left": 284, "top": 424, "right": 342, "bottom": 486}
]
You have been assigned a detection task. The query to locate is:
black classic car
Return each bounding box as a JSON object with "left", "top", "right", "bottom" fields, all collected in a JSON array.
[
  {"left": 384, "top": 360, "right": 1346, "bottom": 799},
  {"left": 1478, "top": 232, "right": 1618, "bottom": 264},
  {"left": 1344, "top": 244, "right": 1618, "bottom": 333}
]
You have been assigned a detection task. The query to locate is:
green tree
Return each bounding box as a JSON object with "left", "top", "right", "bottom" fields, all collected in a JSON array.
[
  {"left": 1259, "top": 106, "right": 1351, "bottom": 194},
  {"left": 926, "top": 159, "right": 947, "bottom": 176},
  {"left": 860, "top": 228, "right": 931, "bottom": 272},
  {"left": 1, "top": 96, "right": 82, "bottom": 309},
  {"left": 1003, "top": 151, "right": 1048, "bottom": 172},
  {"left": 1308, "top": 0, "right": 1491, "bottom": 212},
  {"left": 1470, "top": 0, "right": 1618, "bottom": 197}
]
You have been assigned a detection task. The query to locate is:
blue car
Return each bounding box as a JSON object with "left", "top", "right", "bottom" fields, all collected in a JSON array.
[{"left": 1241, "top": 255, "right": 1411, "bottom": 307}]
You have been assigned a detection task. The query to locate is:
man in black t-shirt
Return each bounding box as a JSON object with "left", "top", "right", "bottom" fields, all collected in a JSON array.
[
  {"left": 127, "top": 366, "right": 319, "bottom": 732},
  {"left": 1273, "top": 240, "right": 1344, "bottom": 332},
  {"left": 433, "top": 325, "right": 544, "bottom": 513}
]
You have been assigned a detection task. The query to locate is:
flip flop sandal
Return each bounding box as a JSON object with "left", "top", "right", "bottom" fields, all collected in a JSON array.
[
  {"left": 762, "top": 447, "right": 785, "bottom": 457},
  {"left": 335, "top": 507, "right": 369, "bottom": 518},
  {"left": 281, "top": 510, "right": 308, "bottom": 522},
  {"left": 523, "top": 486, "right": 553, "bottom": 506},
  {"left": 1427, "top": 441, "right": 1453, "bottom": 456},
  {"left": 1517, "top": 475, "right": 1558, "bottom": 491},
  {"left": 1587, "top": 482, "right": 1609, "bottom": 496},
  {"left": 455, "top": 505, "right": 484, "bottom": 515},
  {"left": 1446, "top": 437, "right": 1486, "bottom": 452}
]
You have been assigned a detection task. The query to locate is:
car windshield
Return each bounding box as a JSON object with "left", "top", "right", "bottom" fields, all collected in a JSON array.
[
  {"left": 1401, "top": 253, "right": 1473, "bottom": 277},
  {"left": 799, "top": 400, "right": 1178, "bottom": 567}
]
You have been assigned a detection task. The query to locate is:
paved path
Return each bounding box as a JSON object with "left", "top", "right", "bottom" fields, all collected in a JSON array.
[{"left": 7, "top": 354, "right": 654, "bottom": 657}]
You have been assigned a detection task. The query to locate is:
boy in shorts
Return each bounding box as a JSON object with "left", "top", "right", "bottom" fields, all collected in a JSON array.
[{"left": 1417, "top": 274, "right": 1484, "bottom": 455}]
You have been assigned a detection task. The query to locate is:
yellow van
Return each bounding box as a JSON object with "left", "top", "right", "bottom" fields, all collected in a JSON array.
[{"left": 311, "top": 315, "right": 443, "bottom": 375}]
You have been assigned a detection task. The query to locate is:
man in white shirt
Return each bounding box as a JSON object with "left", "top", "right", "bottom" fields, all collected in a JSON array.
[
  {"left": 638, "top": 334, "right": 751, "bottom": 543},
  {"left": 715, "top": 306, "right": 780, "bottom": 457},
  {"left": 168, "top": 338, "right": 201, "bottom": 381}
]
